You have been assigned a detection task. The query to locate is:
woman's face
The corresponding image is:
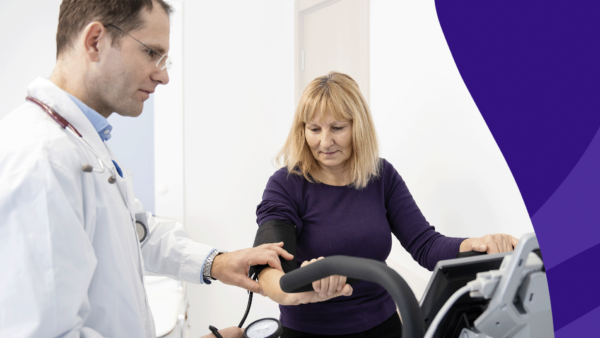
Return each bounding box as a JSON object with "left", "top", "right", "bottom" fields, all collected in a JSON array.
[{"left": 305, "top": 112, "right": 353, "bottom": 172}]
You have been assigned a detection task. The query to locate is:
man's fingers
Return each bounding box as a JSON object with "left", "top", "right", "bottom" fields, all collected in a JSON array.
[
  {"left": 260, "top": 243, "right": 294, "bottom": 260},
  {"left": 265, "top": 255, "right": 283, "bottom": 272},
  {"left": 246, "top": 249, "right": 283, "bottom": 269},
  {"left": 236, "top": 277, "right": 262, "bottom": 294},
  {"left": 258, "top": 242, "right": 284, "bottom": 249},
  {"left": 247, "top": 249, "right": 283, "bottom": 271},
  {"left": 301, "top": 260, "right": 309, "bottom": 267},
  {"left": 272, "top": 246, "right": 294, "bottom": 260}
]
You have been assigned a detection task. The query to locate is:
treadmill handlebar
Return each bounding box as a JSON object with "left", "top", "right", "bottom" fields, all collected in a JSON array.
[{"left": 280, "top": 255, "right": 425, "bottom": 338}]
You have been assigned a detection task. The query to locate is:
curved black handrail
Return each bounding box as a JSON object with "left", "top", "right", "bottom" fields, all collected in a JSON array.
[{"left": 280, "top": 255, "right": 425, "bottom": 338}]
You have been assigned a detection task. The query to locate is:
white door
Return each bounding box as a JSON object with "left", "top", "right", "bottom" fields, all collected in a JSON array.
[{"left": 296, "top": 0, "right": 370, "bottom": 103}]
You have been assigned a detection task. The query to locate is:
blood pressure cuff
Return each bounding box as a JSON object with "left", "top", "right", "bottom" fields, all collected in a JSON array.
[{"left": 248, "top": 220, "right": 297, "bottom": 280}]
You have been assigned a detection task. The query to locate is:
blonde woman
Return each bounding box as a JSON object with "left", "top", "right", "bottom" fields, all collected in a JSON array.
[{"left": 255, "top": 72, "right": 518, "bottom": 338}]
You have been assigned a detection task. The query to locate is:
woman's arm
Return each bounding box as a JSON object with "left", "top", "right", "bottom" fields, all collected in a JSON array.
[
  {"left": 383, "top": 159, "right": 518, "bottom": 268},
  {"left": 258, "top": 258, "right": 353, "bottom": 306}
]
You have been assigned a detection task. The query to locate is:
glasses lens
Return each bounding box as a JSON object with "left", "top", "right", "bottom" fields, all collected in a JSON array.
[{"left": 157, "top": 55, "right": 172, "bottom": 71}]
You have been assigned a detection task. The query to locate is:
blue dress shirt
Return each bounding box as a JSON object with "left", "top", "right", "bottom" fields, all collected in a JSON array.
[{"left": 67, "top": 93, "right": 122, "bottom": 177}]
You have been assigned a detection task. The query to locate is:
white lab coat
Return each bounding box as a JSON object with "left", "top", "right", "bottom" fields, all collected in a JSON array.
[{"left": 0, "top": 78, "right": 214, "bottom": 338}]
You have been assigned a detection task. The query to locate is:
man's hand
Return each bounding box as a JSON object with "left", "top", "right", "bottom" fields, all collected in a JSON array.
[
  {"left": 460, "top": 234, "right": 519, "bottom": 254},
  {"left": 199, "top": 326, "right": 243, "bottom": 338},
  {"left": 211, "top": 242, "right": 294, "bottom": 294},
  {"left": 287, "top": 257, "right": 353, "bottom": 305}
]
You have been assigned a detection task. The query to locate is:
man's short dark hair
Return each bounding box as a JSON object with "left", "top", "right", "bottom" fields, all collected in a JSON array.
[{"left": 56, "top": 0, "right": 173, "bottom": 59}]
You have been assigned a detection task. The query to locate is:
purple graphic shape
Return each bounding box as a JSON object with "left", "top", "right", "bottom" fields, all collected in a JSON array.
[
  {"left": 534, "top": 125, "right": 600, "bottom": 329},
  {"left": 532, "top": 126, "right": 600, "bottom": 271},
  {"left": 556, "top": 304, "right": 600, "bottom": 338},
  {"left": 435, "top": 0, "right": 600, "bottom": 335},
  {"left": 435, "top": 0, "right": 600, "bottom": 217},
  {"left": 546, "top": 242, "right": 600, "bottom": 330}
]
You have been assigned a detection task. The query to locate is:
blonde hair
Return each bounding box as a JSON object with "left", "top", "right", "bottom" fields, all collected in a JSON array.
[{"left": 277, "top": 71, "right": 380, "bottom": 189}]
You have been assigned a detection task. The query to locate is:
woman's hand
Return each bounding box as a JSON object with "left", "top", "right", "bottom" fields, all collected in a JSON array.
[
  {"left": 199, "top": 326, "right": 243, "bottom": 338},
  {"left": 460, "top": 234, "right": 519, "bottom": 254},
  {"left": 258, "top": 257, "right": 353, "bottom": 306},
  {"left": 292, "top": 257, "right": 353, "bottom": 305}
]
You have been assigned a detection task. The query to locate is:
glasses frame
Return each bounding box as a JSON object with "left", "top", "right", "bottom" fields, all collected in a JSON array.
[{"left": 105, "top": 24, "right": 172, "bottom": 71}]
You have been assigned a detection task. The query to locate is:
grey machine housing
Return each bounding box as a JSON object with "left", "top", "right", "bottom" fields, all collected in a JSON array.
[
  {"left": 455, "top": 233, "right": 553, "bottom": 338},
  {"left": 280, "top": 232, "right": 554, "bottom": 338}
]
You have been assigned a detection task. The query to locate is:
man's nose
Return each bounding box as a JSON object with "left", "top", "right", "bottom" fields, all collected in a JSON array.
[{"left": 153, "top": 68, "right": 170, "bottom": 86}]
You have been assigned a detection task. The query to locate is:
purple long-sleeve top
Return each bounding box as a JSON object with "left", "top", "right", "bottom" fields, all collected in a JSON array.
[{"left": 256, "top": 158, "right": 464, "bottom": 335}]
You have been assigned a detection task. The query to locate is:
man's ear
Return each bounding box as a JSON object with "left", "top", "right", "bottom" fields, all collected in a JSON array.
[{"left": 82, "top": 22, "right": 108, "bottom": 62}]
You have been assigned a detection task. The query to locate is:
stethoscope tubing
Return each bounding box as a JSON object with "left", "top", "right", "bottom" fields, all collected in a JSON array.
[
  {"left": 26, "top": 96, "right": 147, "bottom": 242},
  {"left": 26, "top": 96, "right": 118, "bottom": 179}
]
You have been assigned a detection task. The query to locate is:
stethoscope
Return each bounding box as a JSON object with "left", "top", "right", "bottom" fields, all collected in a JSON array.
[
  {"left": 26, "top": 96, "right": 120, "bottom": 184},
  {"left": 210, "top": 318, "right": 282, "bottom": 338},
  {"left": 26, "top": 96, "right": 149, "bottom": 243},
  {"left": 28, "top": 97, "right": 281, "bottom": 335},
  {"left": 208, "top": 270, "right": 283, "bottom": 338}
]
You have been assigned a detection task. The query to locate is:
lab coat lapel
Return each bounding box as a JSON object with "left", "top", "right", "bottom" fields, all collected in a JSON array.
[
  {"left": 26, "top": 77, "right": 113, "bottom": 167},
  {"left": 119, "top": 166, "right": 137, "bottom": 219},
  {"left": 105, "top": 144, "right": 137, "bottom": 220}
]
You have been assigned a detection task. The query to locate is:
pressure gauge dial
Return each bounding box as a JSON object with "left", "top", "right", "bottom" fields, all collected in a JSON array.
[{"left": 244, "top": 318, "right": 282, "bottom": 338}]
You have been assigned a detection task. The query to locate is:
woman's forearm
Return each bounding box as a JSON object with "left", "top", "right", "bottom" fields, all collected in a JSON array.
[
  {"left": 258, "top": 267, "right": 299, "bottom": 305},
  {"left": 259, "top": 264, "right": 354, "bottom": 306}
]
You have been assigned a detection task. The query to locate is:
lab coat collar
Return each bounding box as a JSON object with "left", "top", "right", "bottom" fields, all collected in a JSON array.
[{"left": 26, "top": 77, "right": 113, "bottom": 166}]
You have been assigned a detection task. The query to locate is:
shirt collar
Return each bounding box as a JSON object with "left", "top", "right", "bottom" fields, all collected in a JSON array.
[{"left": 66, "top": 93, "right": 113, "bottom": 141}]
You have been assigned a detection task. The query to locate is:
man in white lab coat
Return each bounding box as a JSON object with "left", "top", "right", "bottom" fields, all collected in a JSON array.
[{"left": 0, "top": 1, "right": 291, "bottom": 337}]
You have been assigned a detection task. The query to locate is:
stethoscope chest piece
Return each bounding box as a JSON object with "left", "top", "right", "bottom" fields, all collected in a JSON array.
[
  {"left": 244, "top": 318, "right": 282, "bottom": 338},
  {"left": 82, "top": 164, "right": 94, "bottom": 172},
  {"left": 135, "top": 221, "right": 148, "bottom": 243}
]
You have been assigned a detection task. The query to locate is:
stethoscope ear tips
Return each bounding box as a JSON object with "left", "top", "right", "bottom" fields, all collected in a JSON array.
[
  {"left": 108, "top": 176, "right": 117, "bottom": 184},
  {"left": 82, "top": 164, "right": 94, "bottom": 172}
]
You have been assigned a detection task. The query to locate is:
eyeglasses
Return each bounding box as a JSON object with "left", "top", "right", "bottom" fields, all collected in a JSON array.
[{"left": 105, "top": 24, "right": 172, "bottom": 71}]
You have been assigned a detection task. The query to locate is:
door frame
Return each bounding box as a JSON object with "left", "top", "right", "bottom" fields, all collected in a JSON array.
[{"left": 295, "top": 0, "right": 370, "bottom": 103}]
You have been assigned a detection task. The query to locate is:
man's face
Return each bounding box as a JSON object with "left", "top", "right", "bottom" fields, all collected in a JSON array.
[{"left": 95, "top": 4, "right": 170, "bottom": 117}]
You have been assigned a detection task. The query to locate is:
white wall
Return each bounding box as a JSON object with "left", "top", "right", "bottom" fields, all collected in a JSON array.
[
  {"left": 0, "top": 0, "right": 534, "bottom": 334},
  {"left": 371, "top": 0, "right": 534, "bottom": 287},
  {"left": 0, "top": 0, "right": 61, "bottom": 119},
  {"left": 180, "top": 1, "right": 295, "bottom": 336},
  {"left": 109, "top": 98, "right": 155, "bottom": 214},
  {"left": 0, "top": 1, "right": 294, "bottom": 335},
  {"left": 0, "top": 0, "right": 156, "bottom": 213}
]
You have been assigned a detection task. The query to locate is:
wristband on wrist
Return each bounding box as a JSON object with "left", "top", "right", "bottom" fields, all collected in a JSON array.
[{"left": 203, "top": 250, "right": 227, "bottom": 281}]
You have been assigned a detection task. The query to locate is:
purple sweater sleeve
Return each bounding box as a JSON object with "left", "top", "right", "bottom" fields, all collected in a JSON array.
[
  {"left": 256, "top": 169, "right": 303, "bottom": 231},
  {"left": 383, "top": 160, "right": 465, "bottom": 270}
]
